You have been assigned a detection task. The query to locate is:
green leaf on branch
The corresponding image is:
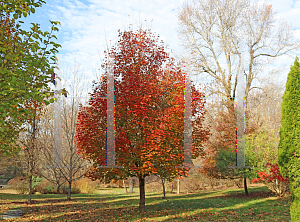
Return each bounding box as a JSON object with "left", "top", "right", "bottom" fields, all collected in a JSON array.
[
  {"left": 51, "top": 26, "right": 59, "bottom": 31},
  {"left": 11, "top": 76, "right": 16, "bottom": 83},
  {"left": 1, "top": 0, "right": 61, "bottom": 156}
]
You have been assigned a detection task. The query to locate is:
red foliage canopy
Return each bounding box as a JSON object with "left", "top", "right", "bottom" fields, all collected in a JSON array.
[{"left": 75, "top": 29, "right": 210, "bottom": 182}]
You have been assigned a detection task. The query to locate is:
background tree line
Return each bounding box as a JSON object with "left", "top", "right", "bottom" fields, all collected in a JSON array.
[{"left": 1, "top": 0, "right": 299, "bottom": 219}]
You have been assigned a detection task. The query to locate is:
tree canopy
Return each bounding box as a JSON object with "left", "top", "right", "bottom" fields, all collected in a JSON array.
[
  {"left": 0, "top": 0, "right": 61, "bottom": 156},
  {"left": 278, "top": 56, "right": 300, "bottom": 221},
  {"left": 75, "top": 29, "right": 210, "bottom": 211}
]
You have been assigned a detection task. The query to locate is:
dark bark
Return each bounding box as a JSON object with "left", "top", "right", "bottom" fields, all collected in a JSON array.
[
  {"left": 28, "top": 174, "right": 32, "bottom": 204},
  {"left": 67, "top": 181, "right": 72, "bottom": 201},
  {"left": 161, "top": 177, "right": 166, "bottom": 199},
  {"left": 244, "top": 177, "right": 249, "bottom": 196},
  {"left": 57, "top": 184, "right": 61, "bottom": 194},
  {"left": 139, "top": 176, "right": 145, "bottom": 212}
]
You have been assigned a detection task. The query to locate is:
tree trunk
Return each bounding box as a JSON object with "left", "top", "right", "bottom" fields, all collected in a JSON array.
[
  {"left": 67, "top": 181, "right": 72, "bottom": 201},
  {"left": 170, "top": 182, "right": 174, "bottom": 193},
  {"left": 177, "top": 178, "right": 180, "bottom": 194},
  {"left": 210, "top": 178, "right": 214, "bottom": 189},
  {"left": 161, "top": 177, "right": 166, "bottom": 199},
  {"left": 57, "top": 184, "right": 61, "bottom": 194},
  {"left": 28, "top": 174, "right": 32, "bottom": 204},
  {"left": 244, "top": 177, "right": 249, "bottom": 196},
  {"left": 129, "top": 177, "right": 134, "bottom": 193},
  {"left": 220, "top": 177, "right": 222, "bottom": 188},
  {"left": 234, "top": 178, "right": 243, "bottom": 188},
  {"left": 139, "top": 176, "right": 145, "bottom": 212},
  {"left": 123, "top": 179, "right": 127, "bottom": 193}
]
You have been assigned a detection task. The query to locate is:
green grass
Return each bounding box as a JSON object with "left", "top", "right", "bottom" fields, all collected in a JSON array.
[{"left": 0, "top": 185, "right": 291, "bottom": 221}]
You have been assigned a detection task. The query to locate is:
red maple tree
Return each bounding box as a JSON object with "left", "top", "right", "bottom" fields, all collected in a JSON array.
[
  {"left": 252, "top": 163, "right": 289, "bottom": 197},
  {"left": 75, "top": 29, "right": 210, "bottom": 211}
]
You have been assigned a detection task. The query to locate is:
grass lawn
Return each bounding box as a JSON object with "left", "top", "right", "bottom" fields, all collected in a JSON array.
[{"left": 0, "top": 185, "right": 291, "bottom": 221}]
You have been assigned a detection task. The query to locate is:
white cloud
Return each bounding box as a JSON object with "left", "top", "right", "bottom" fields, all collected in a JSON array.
[
  {"left": 47, "top": 0, "right": 183, "bottom": 80},
  {"left": 295, "top": 1, "right": 300, "bottom": 8},
  {"left": 42, "top": 0, "right": 300, "bottom": 99}
]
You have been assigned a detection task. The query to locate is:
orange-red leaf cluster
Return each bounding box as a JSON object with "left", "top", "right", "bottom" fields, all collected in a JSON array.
[{"left": 75, "top": 29, "right": 210, "bottom": 182}]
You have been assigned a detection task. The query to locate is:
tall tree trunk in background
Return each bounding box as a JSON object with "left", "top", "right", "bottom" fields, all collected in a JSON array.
[
  {"left": 67, "top": 160, "right": 73, "bottom": 201},
  {"left": 129, "top": 177, "right": 134, "bottom": 193},
  {"left": 139, "top": 176, "right": 145, "bottom": 212},
  {"left": 170, "top": 182, "right": 174, "bottom": 193},
  {"left": 57, "top": 184, "right": 61, "bottom": 194},
  {"left": 177, "top": 178, "right": 180, "bottom": 194},
  {"left": 160, "top": 177, "right": 166, "bottom": 199},
  {"left": 67, "top": 181, "right": 72, "bottom": 201},
  {"left": 123, "top": 179, "right": 127, "bottom": 193},
  {"left": 28, "top": 174, "right": 32, "bottom": 204},
  {"left": 244, "top": 177, "right": 249, "bottom": 196}
]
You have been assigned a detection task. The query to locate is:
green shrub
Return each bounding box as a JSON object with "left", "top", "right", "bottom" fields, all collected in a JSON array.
[
  {"left": 60, "top": 184, "right": 81, "bottom": 194},
  {"left": 35, "top": 178, "right": 56, "bottom": 194},
  {"left": 32, "top": 176, "right": 42, "bottom": 192},
  {"left": 291, "top": 196, "right": 300, "bottom": 222},
  {"left": 61, "top": 184, "right": 68, "bottom": 194},
  {"left": 45, "top": 185, "right": 55, "bottom": 194}
]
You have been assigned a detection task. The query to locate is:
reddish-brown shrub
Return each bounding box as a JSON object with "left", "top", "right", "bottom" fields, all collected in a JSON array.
[{"left": 7, "top": 176, "right": 28, "bottom": 194}]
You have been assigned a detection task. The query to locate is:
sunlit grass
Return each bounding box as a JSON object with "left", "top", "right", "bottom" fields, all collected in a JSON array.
[{"left": 0, "top": 185, "right": 291, "bottom": 221}]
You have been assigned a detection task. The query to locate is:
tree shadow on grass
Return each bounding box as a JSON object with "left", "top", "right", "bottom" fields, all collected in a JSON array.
[
  {"left": 0, "top": 186, "right": 291, "bottom": 221},
  {"left": 19, "top": 192, "right": 289, "bottom": 222}
]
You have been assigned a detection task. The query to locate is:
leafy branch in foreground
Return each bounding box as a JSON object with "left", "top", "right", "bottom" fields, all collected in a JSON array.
[{"left": 0, "top": 0, "right": 61, "bottom": 156}]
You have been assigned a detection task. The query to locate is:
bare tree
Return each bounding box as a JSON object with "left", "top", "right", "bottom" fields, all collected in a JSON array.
[
  {"left": 38, "top": 59, "right": 91, "bottom": 200},
  {"left": 57, "top": 60, "right": 91, "bottom": 201},
  {"left": 60, "top": 98, "right": 91, "bottom": 200},
  {"left": 247, "top": 77, "right": 284, "bottom": 136},
  {"left": 178, "top": 0, "right": 300, "bottom": 109},
  {"left": 17, "top": 99, "right": 46, "bottom": 204},
  {"left": 38, "top": 104, "right": 67, "bottom": 194}
]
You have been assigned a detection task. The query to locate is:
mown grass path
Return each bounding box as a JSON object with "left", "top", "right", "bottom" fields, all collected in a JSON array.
[{"left": 0, "top": 185, "right": 291, "bottom": 221}]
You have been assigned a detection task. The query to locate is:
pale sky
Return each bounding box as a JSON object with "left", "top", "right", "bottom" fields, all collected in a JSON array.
[{"left": 19, "top": 0, "right": 300, "bottom": 103}]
